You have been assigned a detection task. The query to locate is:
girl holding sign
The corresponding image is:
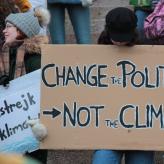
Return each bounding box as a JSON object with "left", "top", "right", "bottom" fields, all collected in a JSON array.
[
  {"left": 92, "top": 7, "right": 154, "bottom": 164},
  {"left": 1, "top": 6, "right": 50, "bottom": 164}
]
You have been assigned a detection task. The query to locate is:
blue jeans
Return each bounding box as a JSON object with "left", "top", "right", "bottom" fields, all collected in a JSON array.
[
  {"left": 48, "top": 4, "right": 91, "bottom": 44},
  {"left": 92, "top": 150, "right": 154, "bottom": 164},
  {"left": 135, "top": 9, "right": 152, "bottom": 44}
]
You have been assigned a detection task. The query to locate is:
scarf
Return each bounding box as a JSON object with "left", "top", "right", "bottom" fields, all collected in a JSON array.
[{"left": 0, "top": 41, "right": 26, "bottom": 85}]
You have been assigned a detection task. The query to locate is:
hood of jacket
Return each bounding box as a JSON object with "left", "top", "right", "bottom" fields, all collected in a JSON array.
[{"left": 21, "top": 35, "right": 49, "bottom": 55}]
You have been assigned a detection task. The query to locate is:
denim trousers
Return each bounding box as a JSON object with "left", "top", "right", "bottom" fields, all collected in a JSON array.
[
  {"left": 48, "top": 4, "right": 91, "bottom": 44},
  {"left": 92, "top": 150, "right": 154, "bottom": 164},
  {"left": 135, "top": 9, "right": 152, "bottom": 44}
]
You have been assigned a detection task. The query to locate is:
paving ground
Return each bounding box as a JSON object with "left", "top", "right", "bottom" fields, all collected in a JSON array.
[{"left": 47, "top": 0, "right": 164, "bottom": 163}]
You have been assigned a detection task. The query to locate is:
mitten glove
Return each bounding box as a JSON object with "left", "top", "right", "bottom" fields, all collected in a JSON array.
[{"left": 27, "top": 119, "right": 47, "bottom": 141}]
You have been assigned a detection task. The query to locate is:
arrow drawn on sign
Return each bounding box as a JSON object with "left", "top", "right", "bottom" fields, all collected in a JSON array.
[{"left": 43, "top": 108, "right": 61, "bottom": 118}]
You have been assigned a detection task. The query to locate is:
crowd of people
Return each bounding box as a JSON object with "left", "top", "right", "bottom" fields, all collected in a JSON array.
[{"left": 0, "top": 0, "right": 163, "bottom": 164}]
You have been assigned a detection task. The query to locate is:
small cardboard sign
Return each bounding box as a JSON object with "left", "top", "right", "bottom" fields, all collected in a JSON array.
[
  {"left": 40, "top": 45, "right": 164, "bottom": 150},
  {"left": 0, "top": 70, "right": 41, "bottom": 153}
]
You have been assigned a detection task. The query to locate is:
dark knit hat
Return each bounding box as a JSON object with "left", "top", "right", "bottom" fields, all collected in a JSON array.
[
  {"left": 5, "top": 7, "right": 50, "bottom": 38},
  {"left": 105, "top": 7, "right": 137, "bottom": 42}
]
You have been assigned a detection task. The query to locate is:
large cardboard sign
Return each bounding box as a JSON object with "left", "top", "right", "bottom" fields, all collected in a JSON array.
[
  {"left": 40, "top": 45, "right": 164, "bottom": 150},
  {"left": 0, "top": 70, "right": 40, "bottom": 153}
]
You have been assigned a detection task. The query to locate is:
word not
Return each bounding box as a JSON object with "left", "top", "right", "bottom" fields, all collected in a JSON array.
[
  {"left": 63, "top": 102, "right": 104, "bottom": 127},
  {"left": 119, "top": 104, "right": 164, "bottom": 128},
  {"left": 117, "top": 60, "right": 164, "bottom": 88},
  {"left": 0, "top": 92, "right": 36, "bottom": 117},
  {"left": 42, "top": 64, "right": 108, "bottom": 88}
]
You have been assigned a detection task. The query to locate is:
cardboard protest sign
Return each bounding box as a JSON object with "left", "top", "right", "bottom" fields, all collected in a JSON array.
[
  {"left": 0, "top": 70, "right": 40, "bottom": 153},
  {"left": 40, "top": 45, "right": 164, "bottom": 150}
]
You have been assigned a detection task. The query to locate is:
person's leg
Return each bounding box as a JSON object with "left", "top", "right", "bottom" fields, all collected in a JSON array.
[
  {"left": 67, "top": 4, "right": 91, "bottom": 44},
  {"left": 48, "top": 4, "right": 65, "bottom": 44},
  {"left": 135, "top": 9, "right": 152, "bottom": 44},
  {"left": 125, "top": 151, "right": 154, "bottom": 164},
  {"left": 92, "top": 150, "right": 123, "bottom": 164}
]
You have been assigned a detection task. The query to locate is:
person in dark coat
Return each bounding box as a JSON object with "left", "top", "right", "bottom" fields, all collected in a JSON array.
[{"left": 92, "top": 7, "right": 154, "bottom": 164}]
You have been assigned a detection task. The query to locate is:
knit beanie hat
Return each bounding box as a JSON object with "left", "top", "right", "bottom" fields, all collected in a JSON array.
[
  {"left": 5, "top": 7, "right": 50, "bottom": 38},
  {"left": 105, "top": 7, "right": 137, "bottom": 42}
]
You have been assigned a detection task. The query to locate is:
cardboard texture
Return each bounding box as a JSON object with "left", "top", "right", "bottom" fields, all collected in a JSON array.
[{"left": 40, "top": 45, "right": 164, "bottom": 150}]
